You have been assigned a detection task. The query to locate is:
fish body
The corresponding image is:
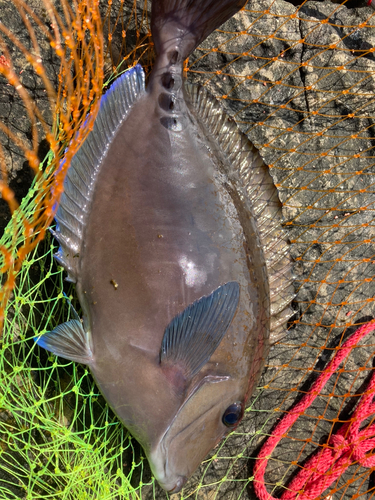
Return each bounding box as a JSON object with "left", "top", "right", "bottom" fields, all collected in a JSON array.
[
  {"left": 36, "top": 0, "right": 294, "bottom": 492},
  {"left": 82, "top": 73, "right": 268, "bottom": 486}
]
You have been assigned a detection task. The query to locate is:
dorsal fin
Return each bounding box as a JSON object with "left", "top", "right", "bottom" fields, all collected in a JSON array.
[
  {"left": 52, "top": 65, "right": 146, "bottom": 282},
  {"left": 186, "top": 84, "right": 295, "bottom": 342}
]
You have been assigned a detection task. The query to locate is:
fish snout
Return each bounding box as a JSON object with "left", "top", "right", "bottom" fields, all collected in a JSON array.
[{"left": 167, "top": 476, "right": 187, "bottom": 494}]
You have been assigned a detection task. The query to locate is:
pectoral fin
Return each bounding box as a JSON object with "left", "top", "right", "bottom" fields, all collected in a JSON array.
[
  {"left": 160, "top": 281, "right": 240, "bottom": 379},
  {"left": 34, "top": 320, "right": 93, "bottom": 365}
]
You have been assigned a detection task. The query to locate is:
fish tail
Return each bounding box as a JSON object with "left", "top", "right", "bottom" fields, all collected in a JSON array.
[{"left": 151, "top": 0, "right": 247, "bottom": 61}]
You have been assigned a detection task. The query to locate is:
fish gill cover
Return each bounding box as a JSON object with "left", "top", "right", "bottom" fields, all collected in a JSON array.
[{"left": 0, "top": 0, "right": 374, "bottom": 499}]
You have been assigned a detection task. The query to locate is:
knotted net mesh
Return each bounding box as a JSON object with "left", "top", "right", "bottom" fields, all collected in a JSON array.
[{"left": 0, "top": 0, "right": 374, "bottom": 499}]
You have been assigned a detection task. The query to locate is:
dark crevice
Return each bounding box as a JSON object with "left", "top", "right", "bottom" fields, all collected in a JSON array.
[
  {"left": 366, "top": 117, "right": 375, "bottom": 154},
  {"left": 298, "top": 18, "right": 311, "bottom": 120},
  {"left": 297, "top": 3, "right": 375, "bottom": 64}
]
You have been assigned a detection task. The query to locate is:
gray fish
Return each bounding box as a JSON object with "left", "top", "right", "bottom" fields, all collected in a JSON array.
[{"left": 36, "top": 0, "right": 294, "bottom": 493}]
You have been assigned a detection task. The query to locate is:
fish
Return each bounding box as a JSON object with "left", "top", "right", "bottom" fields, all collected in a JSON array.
[{"left": 35, "top": 0, "right": 295, "bottom": 493}]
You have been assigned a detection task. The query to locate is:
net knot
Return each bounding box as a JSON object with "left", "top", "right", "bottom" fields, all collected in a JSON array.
[
  {"left": 328, "top": 433, "right": 346, "bottom": 450},
  {"left": 328, "top": 433, "right": 355, "bottom": 464},
  {"left": 328, "top": 432, "right": 375, "bottom": 466}
]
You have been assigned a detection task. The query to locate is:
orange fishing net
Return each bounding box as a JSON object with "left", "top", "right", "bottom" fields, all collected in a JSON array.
[
  {"left": 1, "top": 0, "right": 375, "bottom": 499},
  {"left": 0, "top": 0, "right": 104, "bottom": 325}
]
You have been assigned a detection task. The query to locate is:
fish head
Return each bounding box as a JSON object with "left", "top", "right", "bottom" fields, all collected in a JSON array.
[
  {"left": 148, "top": 372, "right": 244, "bottom": 493},
  {"left": 142, "top": 281, "right": 248, "bottom": 492}
]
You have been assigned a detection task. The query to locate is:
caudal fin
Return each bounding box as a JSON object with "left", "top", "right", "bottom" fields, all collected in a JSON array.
[{"left": 151, "top": 0, "right": 247, "bottom": 60}]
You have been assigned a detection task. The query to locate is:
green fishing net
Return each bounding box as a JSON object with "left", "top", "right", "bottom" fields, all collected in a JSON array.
[
  {"left": 0, "top": 138, "right": 274, "bottom": 500},
  {"left": 0, "top": 178, "right": 280, "bottom": 500},
  {"left": 0, "top": 161, "right": 141, "bottom": 499}
]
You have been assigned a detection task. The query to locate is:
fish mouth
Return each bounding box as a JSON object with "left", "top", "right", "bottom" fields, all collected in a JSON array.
[{"left": 167, "top": 476, "right": 187, "bottom": 493}]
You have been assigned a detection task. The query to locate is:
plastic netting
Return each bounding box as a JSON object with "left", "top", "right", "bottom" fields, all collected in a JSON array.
[{"left": 0, "top": 0, "right": 375, "bottom": 499}]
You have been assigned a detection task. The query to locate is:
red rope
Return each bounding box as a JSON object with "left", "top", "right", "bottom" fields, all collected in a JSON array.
[{"left": 254, "top": 320, "right": 375, "bottom": 500}]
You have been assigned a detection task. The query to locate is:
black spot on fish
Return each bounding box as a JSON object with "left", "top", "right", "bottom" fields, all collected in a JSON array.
[
  {"left": 160, "top": 116, "right": 182, "bottom": 131},
  {"left": 168, "top": 50, "right": 179, "bottom": 64},
  {"left": 161, "top": 73, "right": 174, "bottom": 89},
  {"left": 158, "top": 93, "right": 175, "bottom": 112}
]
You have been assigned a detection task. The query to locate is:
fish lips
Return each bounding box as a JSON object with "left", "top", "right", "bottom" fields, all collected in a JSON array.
[
  {"left": 165, "top": 475, "right": 187, "bottom": 494},
  {"left": 149, "top": 373, "right": 237, "bottom": 492}
]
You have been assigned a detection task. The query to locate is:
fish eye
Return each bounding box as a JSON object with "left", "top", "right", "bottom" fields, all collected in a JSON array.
[{"left": 222, "top": 402, "right": 243, "bottom": 428}]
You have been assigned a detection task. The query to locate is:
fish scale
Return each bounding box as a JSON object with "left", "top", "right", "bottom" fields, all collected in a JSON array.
[{"left": 36, "top": 0, "right": 294, "bottom": 493}]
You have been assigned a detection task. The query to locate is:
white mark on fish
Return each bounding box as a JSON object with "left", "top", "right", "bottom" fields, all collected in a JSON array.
[{"left": 178, "top": 256, "right": 207, "bottom": 288}]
